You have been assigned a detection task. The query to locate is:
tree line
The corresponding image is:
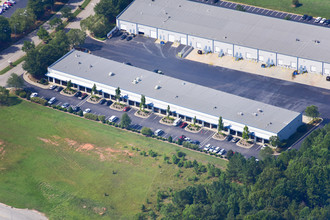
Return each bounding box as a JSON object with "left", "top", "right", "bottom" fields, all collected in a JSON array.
[{"left": 137, "top": 123, "right": 330, "bottom": 219}]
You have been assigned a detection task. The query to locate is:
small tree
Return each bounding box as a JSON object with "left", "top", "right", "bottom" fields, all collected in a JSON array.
[
  {"left": 259, "top": 146, "right": 273, "bottom": 160},
  {"left": 140, "top": 94, "right": 146, "bottom": 110},
  {"left": 115, "top": 87, "right": 121, "bottom": 102},
  {"left": 269, "top": 136, "right": 281, "bottom": 148},
  {"left": 92, "top": 84, "right": 97, "bottom": 95},
  {"left": 0, "top": 87, "right": 9, "bottom": 105},
  {"left": 49, "top": 17, "right": 62, "bottom": 30},
  {"left": 193, "top": 116, "right": 197, "bottom": 125},
  {"left": 218, "top": 116, "right": 224, "bottom": 133},
  {"left": 60, "top": 7, "right": 74, "bottom": 20},
  {"left": 292, "top": 0, "right": 300, "bottom": 7},
  {"left": 22, "top": 41, "right": 35, "bottom": 53},
  {"left": 120, "top": 113, "right": 131, "bottom": 129},
  {"left": 78, "top": 110, "right": 83, "bottom": 117},
  {"left": 141, "top": 127, "right": 153, "bottom": 136},
  {"left": 6, "top": 73, "right": 24, "bottom": 89},
  {"left": 37, "top": 26, "right": 50, "bottom": 43},
  {"left": 68, "top": 106, "right": 73, "bottom": 113},
  {"left": 67, "top": 80, "right": 72, "bottom": 90},
  {"left": 242, "top": 125, "right": 249, "bottom": 140},
  {"left": 168, "top": 136, "right": 173, "bottom": 143},
  {"left": 305, "top": 105, "right": 320, "bottom": 120},
  {"left": 167, "top": 105, "right": 170, "bottom": 117}
]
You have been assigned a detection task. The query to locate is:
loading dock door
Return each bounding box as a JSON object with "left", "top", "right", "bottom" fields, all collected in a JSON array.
[
  {"left": 121, "top": 24, "right": 127, "bottom": 31},
  {"left": 150, "top": 31, "right": 157, "bottom": 39},
  {"left": 180, "top": 37, "right": 187, "bottom": 45},
  {"left": 138, "top": 28, "right": 144, "bottom": 35},
  {"left": 168, "top": 35, "right": 175, "bottom": 42}
]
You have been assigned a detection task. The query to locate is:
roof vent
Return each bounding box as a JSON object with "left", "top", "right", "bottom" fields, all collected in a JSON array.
[
  {"left": 75, "top": 54, "right": 80, "bottom": 57},
  {"left": 136, "top": 77, "right": 141, "bottom": 82},
  {"left": 154, "top": 85, "right": 161, "bottom": 90},
  {"left": 253, "top": 113, "right": 258, "bottom": 116},
  {"left": 238, "top": 112, "right": 243, "bottom": 116},
  {"left": 296, "top": 38, "right": 300, "bottom": 42},
  {"left": 140, "top": 11, "right": 143, "bottom": 15},
  {"left": 132, "top": 80, "right": 138, "bottom": 84},
  {"left": 182, "top": 82, "right": 186, "bottom": 85},
  {"left": 214, "top": 106, "right": 217, "bottom": 109},
  {"left": 78, "top": 62, "right": 81, "bottom": 64},
  {"left": 258, "top": 108, "right": 263, "bottom": 112},
  {"left": 89, "top": 64, "right": 93, "bottom": 68},
  {"left": 179, "top": 5, "right": 181, "bottom": 7},
  {"left": 175, "top": 95, "right": 178, "bottom": 98},
  {"left": 109, "top": 72, "right": 114, "bottom": 76},
  {"left": 314, "top": 40, "right": 320, "bottom": 44}
]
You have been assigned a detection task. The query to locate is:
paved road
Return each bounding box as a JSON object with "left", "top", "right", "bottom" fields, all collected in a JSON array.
[
  {"left": 82, "top": 35, "right": 330, "bottom": 121},
  {"left": 0, "top": 203, "right": 47, "bottom": 220},
  {"left": 189, "top": 0, "right": 330, "bottom": 28},
  {"left": 25, "top": 82, "right": 261, "bottom": 158},
  {"left": 0, "top": 0, "right": 28, "bottom": 18}
]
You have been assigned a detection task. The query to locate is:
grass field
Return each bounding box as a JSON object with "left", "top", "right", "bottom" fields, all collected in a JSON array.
[
  {"left": 0, "top": 99, "right": 227, "bottom": 219},
  {"left": 230, "top": 0, "right": 330, "bottom": 18}
]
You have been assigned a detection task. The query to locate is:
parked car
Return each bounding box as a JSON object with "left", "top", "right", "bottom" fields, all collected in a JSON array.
[
  {"left": 184, "top": 137, "right": 191, "bottom": 142},
  {"left": 0, "top": 7, "right": 4, "bottom": 14},
  {"left": 8, "top": 0, "right": 16, "bottom": 4},
  {"left": 5, "top": 2, "right": 13, "bottom": 6},
  {"left": 109, "top": 115, "right": 119, "bottom": 122},
  {"left": 218, "top": 149, "right": 226, "bottom": 155},
  {"left": 191, "top": 140, "right": 200, "bottom": 145},
  {"left": 74, "top": 91, "right": 82, "bottom": 97},
  {"left": 301, "top": 14, "right": 308, "bottom": 20},
  {"left": 48, "top": 97, "right": 56, "bottom": 105},
  {"left": 197, "top": 50, "right": 203, "bottom": 55},
  {"left": 173, "top": 118, "right": 182, "bottom": 126},
  {"left": 106, "top": 100, "right": 112, "bottom": 106},
  {"left": 120, "top": 34, "right": 127, "bottom": 40},
  {"left": 179, "top": 135, "right": 186, "bottom": 140},
  {"left": 30, "top": 92, "right": 38, "bottom": 98},
  {"left": 231, "top": 137, "right": 239, "bottom": 143},
  {"left": 99, "top": 99, "right": 106, "bottom": 105},
  {"left": 307, "top": 16, "right": 313, "bottom": 21},
  {"left": 61, "top": 103, "right": 70, "bottom": 108},
  {"left": 212, "top": 147, "right": 221, "bottom": 153},
  {"left": 180, "top": 122, "right": 188, "bottom": 128},
  {"left": 126, "top": 35, "right": 133, "bottom": 41},
  {"left": 326, "top": 76, "right": 330, "bottom": 81},
  {"left": 49, "top": 85, "right": 57, "bottom": 90},
  {"left": 320, "top": 18, "right": 327, "bottom": 24},
  {"left": 226, "top": 135, "right": 233, "bottom": 141},
  {"left": 154, "top": 129, "right": 164, "bottom": 136},
  {"left": 83, "top": 108, "right": 91, "bottom": 114},
  {"left": 123, "top": 106, "right": 131, "bottom": 112},
  {"left": 78, "top": 93, "right": 87, "bottom": 100},
  {"left": 54, "top": 86, "right": 63, "bottom": 92},
  {"left": 72, "top": 106, "right": 80, "bottom": 112},
  {"left": 208, "top": 146, "right": 215, "bottom": 152},
  {"left": 203, "top": 144, "right": 211, "bottom": 151},
  {"left": 314, "top": 17, "right": 322, "bottom": 23}
]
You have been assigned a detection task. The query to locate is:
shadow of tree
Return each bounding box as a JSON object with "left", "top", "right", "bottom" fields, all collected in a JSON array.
[{"left": 5, "top": 96, "right": 22, "bottom": 107}]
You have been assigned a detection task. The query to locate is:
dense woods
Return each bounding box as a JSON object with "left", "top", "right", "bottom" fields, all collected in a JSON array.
[{"left": 141, "top": 124, "right": 330, "bottom": 219}]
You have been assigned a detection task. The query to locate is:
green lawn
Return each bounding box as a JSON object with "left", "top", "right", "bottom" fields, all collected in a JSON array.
[
  {"left": 230, "top": 0, "right": 330, "bottom": 18},
  {"left": 0, "top": 99, "right": 227, "bottom": 219}
]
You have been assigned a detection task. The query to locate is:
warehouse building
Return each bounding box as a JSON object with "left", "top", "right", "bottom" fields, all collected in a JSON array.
[
  {"left": 117, "top": 0, "right": 330, "bottom": 75},
  {"left": 46, "top": 50, "right": 303, "bottom": 142}
]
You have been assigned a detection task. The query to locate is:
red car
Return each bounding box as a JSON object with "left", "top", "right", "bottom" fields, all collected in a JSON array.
[
  {"left": 180, "top": 122, "right": 188, "bottom": 128},
  {"left": 123, "top": 106, "right": 131, "bottom": 112},
  {"left": 179, "top": 135, "right": 186, "bottom": 140},
  {"left": 5, "top": 2, "right": 13, "bottom": 6}
]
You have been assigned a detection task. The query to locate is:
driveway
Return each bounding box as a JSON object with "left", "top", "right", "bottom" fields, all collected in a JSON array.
[{"left": 0, "top": 203, "right": 47, "bottom": 220}]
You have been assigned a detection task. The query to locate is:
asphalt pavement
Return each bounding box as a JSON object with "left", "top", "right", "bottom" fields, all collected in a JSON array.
[{"left": 0, "top": 0, "right": 28, "bottom": 18}]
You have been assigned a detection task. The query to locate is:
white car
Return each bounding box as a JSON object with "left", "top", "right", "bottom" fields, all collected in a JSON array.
[
  {"left": 30, "top": 92, "right": 38, "bottom": 98},
  {"left": 8, "top": 0, "right": 16, "bottom": 4},
  {"left": 48, "top": 97, "right": 56, "bottom": 105},
  {"left": 154, "top": 129, "right": 164, "bottom": 136},
  {"left": 83, "top": 108, "right": 91, "bottom": 114},
  {"left": 108, "top": 115, "right": 118, "bottom": 122},
  {"left": 203, "top": 144, "right": 211, "bottom": 151},
  {"left": 320, "top": 18, "right": 327, "bottom": 24},
  {"left": 218, "top": 149, "right": 226, "bottom": 155},
  {"left": 49, "top": 85, "right": 57, "bottom": 90},
  {"left": 314, "top": 17, "right": 322, "bottom": 23},
  {"left": 212, "top": 147, "right": 221, "bottom": 153}
]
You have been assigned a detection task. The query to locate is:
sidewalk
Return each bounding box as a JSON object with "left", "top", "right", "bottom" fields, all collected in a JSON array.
[
  {"left": 186, "top": 49, "right": 330, "bottom": 90},
  {"left": 0, "top": 0, "right": 100, "bottom": 87}
]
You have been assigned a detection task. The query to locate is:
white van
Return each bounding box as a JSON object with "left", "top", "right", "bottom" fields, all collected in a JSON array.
[
  {"left": 48, "top": 97, "right": 56, "bottom": 105},
  {"left": 172, "top": 118, "right": 182, "bottom": 126},
  {"left": 154, "top": 129, "right": 163, "bottom": 136},
  {"left": 109, "top": 115, "right": 118, "bottom": 122}
]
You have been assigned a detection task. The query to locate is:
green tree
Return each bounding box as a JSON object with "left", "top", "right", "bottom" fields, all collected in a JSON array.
[
  {"left": 120, "top": 113, "right": 131, "bottom": 129},
  {"left": 27, "top": 0, "right": 52, "bottom": 19},
  {"left": 269, "top": 136, "right": 280, "bottom": 147},
  {"left": 68, "top": 106, "right": 73, "bottom": 113},
  {"left": 22, "top": 41, "right": 35, "bottom": 53},
  {"left": 6, "top": 73, "right": 24, "bottom": 89},
  {"left": 115, "top": 87, "right": 121, "bottom": 102},
  {"left": 0, "top": 87, "right": 9, "bottom": 105},
  {"left": 141, "top": 127, "right": 153, "bottom": 136},
  {"left": 37, "top": 26, "right": 50, "bottom": 43},
  {"left": 242, "top": 125, "right": 249, "bottom": 140},
  {"left": 60, "top": 6, "right": 74, "bottom": 20},
  {"left": 218, "top": 116, "right": 223, "bottom": 132},
  {"left": 168, "top": 136, "right": 173, "bottom": 143},
  {"left": 80, "top": 14, "right": 112, "bottom": 38},
  {"left": 92, "top": 84, "right": 97, "bottom": 95},
  {"left": 49, "top": 17, "right": 62, "bottom": 30},
  {"left": 67, "top": 29, "right": 86, "bottom": 48},
  {"left": 259, "top": 146, "right": 273, "bottom": 160},
  {"left": 94, "top": 0, "right": 119, "bottom": 22},
  {"left": 305, "top": 105, "right": 320, "bottom": 120},
  {"left": 0, "top": 16, "right": 11, "bottom": 42},
  {"left": 292, "top": 0, "right": 300, "bottom": 7},
  {"left": 67, "top": 80, "right": 72, "bottom": 90},
  {"left": 193, "top": 116, "right": 197, "bottom": 125},
  {"left": 9, "top": 8, "right": 36, "bottom": 34},
  {"left": 167, "top": 105, "right": 170, "bottom": 116},
  {"left": 140, "top": 94, "right": 146, "bottom": 110}
]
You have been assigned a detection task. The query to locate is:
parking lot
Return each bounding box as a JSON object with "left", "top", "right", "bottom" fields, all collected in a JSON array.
[
  {"left": 190, "top": 0, "right": 329, "bottom": 27},
  {"left": 25, "top": 81, "right": 263, "bottom": 158},
  {"left": 0, "top": 0, "right": 28, "bottom": 18}
]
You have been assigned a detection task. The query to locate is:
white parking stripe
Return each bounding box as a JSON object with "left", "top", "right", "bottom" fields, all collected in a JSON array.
[
  {"left": 274, "top": 12, "right": 279, "bottom": 16},
  {"left": 259, "top": 9, "right": 264, "bottom": 13},
  {"left": 255, "top": 8, "right": 260, "bottom": 13},
  {"left": 291, "top": 15, "right": 297, "bottom": 19}
]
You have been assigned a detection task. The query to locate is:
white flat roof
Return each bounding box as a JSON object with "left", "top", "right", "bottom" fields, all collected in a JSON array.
[
  {"left": 48, "top": 50, "right": 301, "bottom": 134},
  {"left": 118, "top": 0, "right": 330, "bottom": 63}
]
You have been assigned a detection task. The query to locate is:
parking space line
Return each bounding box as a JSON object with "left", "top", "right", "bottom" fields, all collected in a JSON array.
[
  {"left": 245, "top": 6, "right": 250, "bottom": 10},
  {"left": 255, "top": 8, "right": 260, "bottom": 13},
  {"left": 282, "top": 13, "right": 287, "bottom": 18},
  {"left": 291, "top": 15, "right": 297, "bottom": 19},
  {"left": 259, "top": 9, "right": 264, "bottom": 14},
  {"left": 278, "top": 12, "right": 283, "bottom": 17},
  {"left": 274, "top": 12, "right": 279, "bottom": 16}
]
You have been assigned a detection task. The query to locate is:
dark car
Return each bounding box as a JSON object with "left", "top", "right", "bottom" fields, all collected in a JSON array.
[
  {"left": 74, "top": 91, "right": 82, "bottom": 97},
  {"left": 326, "top": 76, "right": 330, "bottom": 81},
  {"left": 197, "top": 50, "right": 203, "bottom": 55},
  {"left": 106, "top": 100, "right": 113, "bottom": 106},
  {"left": 99, "top": 99, "right": 106, "bottom": 105},
  {"left": 72, "top": 106, "right": 80, "bottom": 112},
  {"left": 54, "top": 86, "right": 63, "bottom": 92},
  {"left": 78, "top": 93, "right": 88, "bottom": 100},
  {"left": 191, "top": 140, "right": 200, "bottom": 145},
  {"left": 307, "top": 16, "right": 313, "bottom": 21},
  {"left": 126, "top": 35, "right": 133, "bottom": 41},
  {"left": 302, "top": 14, "right": 308, "bottom": 20},
  {"left": 226, "top": 135, "right": 233, "bottom": 141},
  {"left": 120, "top": 34, "right": 127, "bottom": 40},
  {"left": 180, "top": 122, "right": 188, "bottom": 128}
]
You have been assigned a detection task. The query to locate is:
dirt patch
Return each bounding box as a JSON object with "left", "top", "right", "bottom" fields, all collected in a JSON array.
[
  {"left": 0, "top": 147, "right": 5, "bottom": 159},
  {"left": 76, "top": 144, "right": 94, "bottom": 152},
  {"left": 0, "top": 140, "right": 4, "bottom": 145},
  {"left": 65, "top": 138, "right": 78, "bottom": 146},
  {"left": 38, "top": 137, "right": 59, "bottom": 146}
]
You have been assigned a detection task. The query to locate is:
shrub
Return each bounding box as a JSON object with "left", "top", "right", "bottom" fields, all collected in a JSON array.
[
  {"left": 19, "top": 91, "right": 27, "bottom": 98},
  {"left": 84, "top": 113, "right": 99, "bottom": 121},
  {"left": 31, "top": 97, "right": 48, "bottom": 106},
  {"left": 98, "top": 115, "right": 106, "bottom": 123},
  {"left": 141, "top": 127, "right": 153, "bottom": 136},
  {"left": 68, "top": 107, "right": 73, "bottom": 113},
  {"left": 78, "top": 110, "right": 83, "bottom": 117},
  {"left": 177, "top": 151, "right": 186, "bottom": 158}
]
